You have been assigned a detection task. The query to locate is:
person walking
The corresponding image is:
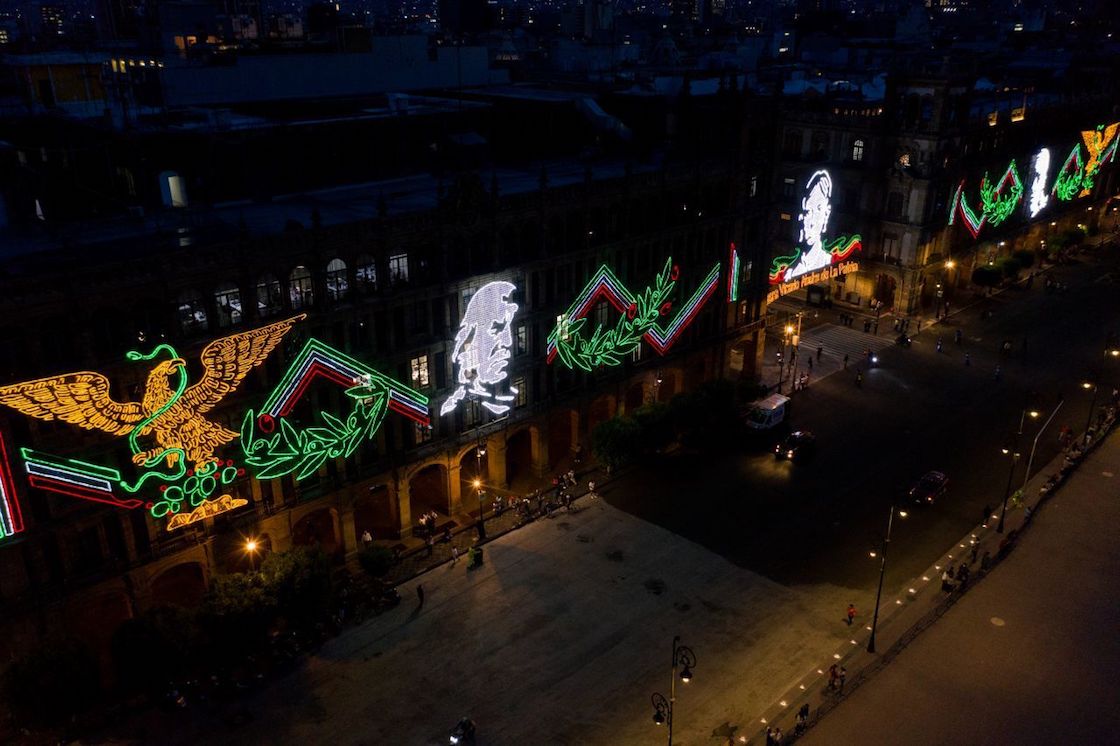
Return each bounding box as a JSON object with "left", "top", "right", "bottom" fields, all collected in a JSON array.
[
  {"left": 846, "top": 603, "right": 857, "bottom": 626},
  {"left": 936, "top": 336, "right": 943, "bottom": 353},
  {"left": 843, "top": 353, "right": 849, "bottom": 369},
  {"left": 964, "top": 352, "right": 971, "bottom": 366},
  {"left": 838, "top": 667, "right": 847, "bottom": 693},
  {"left": 828, "top": 663, "right": 839, "bottom": 690},
  {"left": 416, "top": 584, "right": 425, "bottom": 607},
  {"left": 765, "top": 726, "right": 775, "bottom": 746},
  {"left": 955, "top": 329, "right": 963, "bottom": 345},
  {"left": 855, "top": 370, "right": 863, "bottom": 388},
  {"left": 807, "top": 355, "right": 814, "bottom": 372},
  {"left": 817, "top": 345, "right": 823, "bottom": 361},
  {"left": 425, "top": 535, "right": 433, "bottom": 557},
  {"left": 994, "top": 365, "right": 1002, "bottom": 381},
  {"left": 772, "top": 726, "right": 784, "bottom": 744},
  {"left": 361, "top": 529, "right": 373, "bottom": 549},
  {"left": 588, "top": 480, "right": 596, "bottom": 498},
  {"left": 796, "top": 703, "right": 810, "bottom": 735}
]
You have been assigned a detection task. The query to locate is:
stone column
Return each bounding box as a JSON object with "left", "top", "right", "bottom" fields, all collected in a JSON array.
[
  {"left": 449, "top": 462, "right": 463, "bottom": 515},
  {"left": 487, "top": 432, "right": 508, "bottom": 489},
  {"left": 530, "top": 426, "right": 550, "bottom": 477},
  {"left": 395, "top": 477, "right": 413, "bottom": 539}
]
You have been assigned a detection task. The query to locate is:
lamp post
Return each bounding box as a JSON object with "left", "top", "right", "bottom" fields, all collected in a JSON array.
[
  {"left": 1023, "top": 398, "right": 1064, "bottom": 491},
  {"left": 997, "top": 405, "right": 1038, "bottom": 533},
  {"left": 867, "top": 504, "right": 906, "bottom": 654},
  {"left": 474, "top": 437, "right": 487, "bottom": 542},
  {"left": 649, "top": 635, "right": 696, "bottom": 745},
  {"left": 1082, "top": 381, "right": 1099, "bottom": 437}
]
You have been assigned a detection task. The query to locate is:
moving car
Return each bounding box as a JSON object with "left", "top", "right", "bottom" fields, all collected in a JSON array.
[
  {"left": 775, "top": 431, "right": 816, "bottom": 461},
  {"left": 910, "top": 470, "right": 949, "bottom": 504}
]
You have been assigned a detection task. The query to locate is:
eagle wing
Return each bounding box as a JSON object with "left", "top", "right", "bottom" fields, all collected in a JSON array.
[
  {"left": 184, "top": 314, "right": 306, "bottom": 414},
  {"left": 0, "top": 372, "right": 145, "bottom": 435}
]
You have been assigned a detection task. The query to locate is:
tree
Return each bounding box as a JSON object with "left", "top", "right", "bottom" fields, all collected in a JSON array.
[
  {"left": 112, "top": 605, "right": 203, "bottom": 695},
  {"left": 1012, "top": 249, "right": 1035, "bottom": 269},
  {"left": 971, "top": 265, "right": 1001, "bottom": 289},
  {"left": 260, "top": 547, "right": 333, "bottom": 628},
  {"left": 591, "top": 416, "right": 641, "bottom": 469},
  {"left": 358, "top": 544, "right": 395, "bottom": 579},
  {"left": 998, "top": 256, "right": 1021, "bottom": 279}
]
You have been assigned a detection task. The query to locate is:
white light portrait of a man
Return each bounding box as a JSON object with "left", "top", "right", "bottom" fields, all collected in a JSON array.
[{"left": 440, "top": 281, "right": 519, "bottom": 417}]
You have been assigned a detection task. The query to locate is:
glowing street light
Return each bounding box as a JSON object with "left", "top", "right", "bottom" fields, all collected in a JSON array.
[
  {"left": 868, "top": 504, "right": 907, "bottom": 653},
  {"left": 245, "top": 538, "right": 260, "bottom": 572},
  {"left": 649, "top": 636, "right": 697, "bottom": 744}
]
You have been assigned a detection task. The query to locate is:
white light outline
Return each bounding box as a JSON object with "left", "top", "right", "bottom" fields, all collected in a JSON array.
[
  {"left": 786, "top": 170, "right": 835, "bottom": 282},
  {"left": 1028, "top": 147, "right": 1050, "bottom": 218},
  {"left": 440, "top": 281, "right": 519, "bottom": 417}
]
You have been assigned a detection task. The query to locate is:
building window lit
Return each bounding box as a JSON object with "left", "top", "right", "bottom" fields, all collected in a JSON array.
[
  {"left": 256, "top": 274, "right": 282, "bottom": 318},
  {"left": 410, "top": 354, "right": 429, "bottom": 388},
  {"left": 415, "top": 421, "right": 432, "bottom": 444},
  {"left": 355, "top": 254, "right": 377, "bottom": 291},
  {"left": 783, "top": 177, "right": 796, "bottom": 197},
  {"left": 389, "top": 253, "right": 410, "bottom": 285},
  {"left": 325, "top": 258, "right": 348, "bottom": 301},
  {"left": 593, "top": 300, "right": 609, "bottom": 330},
  {"left": 214, "top": 283, "right": 242, "bottom": 328},
  {"left": 515, "top": 323, "right": 527, "bottom": 355},
  {"left": 512, "top": 376, "right": 526, "bottom": 408},
  {"left": 289, "top": 266, "right": 314, "bottom": 309},
  {"left": 177, "top": 289, "right": 208, "bottom": 335},
  {"left": 852, "top": 139, "right": 864, "bottom": 162}
]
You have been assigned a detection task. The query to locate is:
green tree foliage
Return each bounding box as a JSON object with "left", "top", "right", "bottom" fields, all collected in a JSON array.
[
  {"left": 1012, "top": 249, "right": 1035, "bottom": 269},
  {"left": 358, "top": 544, "right": 395, "bottom": 579},
  {"left": 3, "top": 636, "right": 100, "bottom": 728},
  {"left": 591, "top": 416, "right": 641, "bottom": 469},
  {"left": 112, "top": 605, "right": 203, "bottom": 694},
  {"left": 998, "top": 256, "right": 1022, "bottom": 279},
  {"left": 971, "top": 265, "right": 1002, "bottom": 288}
]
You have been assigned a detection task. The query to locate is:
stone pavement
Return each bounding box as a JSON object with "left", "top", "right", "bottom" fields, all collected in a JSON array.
[{"left": 745, "top": 404, "right": 1119, "bottom": 745}]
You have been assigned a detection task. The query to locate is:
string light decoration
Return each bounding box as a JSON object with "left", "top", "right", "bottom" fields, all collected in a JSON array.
[
  {"left": 20, "top": 448, "right": 143, "bottom": 509},
  {"left": 769, "top": 170, "right": 862, "bottom": 285},
  {"left": 546, "top": 259, "right": 720, "bottom": 371},
  {"left": 1052, "top": 143, "right": 1086, "bottom": 202},
  {"left": 166, "top": 495, "right": 248, "bottom": 531},
  {"left": 948, "top": 160, "right": 1023, "bottom": 238},
  {"left": 1079, "top": 122, "right": 1119, "bottom": 196},
  {"left": 0, "top": 432, "right": 25, "bottom": 540},
  {"left": 0, "top": 316, "right": 305, "bottom": 473},
  {"left": 727, "top": 243, "right": 741, "bottom": 303},
  {"left": 1027, "top": 148, "right": 1051, "bottom": 218},
  {"left": 978, "top": 160, "right": 1024, "bottom": 227},
  {"left": 440, "top": 281, "right": 519, "bottom": 417},
  {"left": 242, "top": 339, "right": 430, "bottom": 481}
]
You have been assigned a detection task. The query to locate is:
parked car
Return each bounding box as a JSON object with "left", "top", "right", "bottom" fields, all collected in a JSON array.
[
  {"left": 774, "top": 431, "right": 816, "bottom": 461},
  {"left": 910, "top": 470, "right": 949, "bottom": 504}
]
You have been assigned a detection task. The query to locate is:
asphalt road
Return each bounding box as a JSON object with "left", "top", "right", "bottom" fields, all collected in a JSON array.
[
  {"left": 607, "top": 246, "right": 1120, "bottom": 595},
  {"left": 801, "top": 428, "right": 1120, "bottom": 746}
]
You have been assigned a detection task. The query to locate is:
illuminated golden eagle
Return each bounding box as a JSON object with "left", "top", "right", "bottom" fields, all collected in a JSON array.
[{"left": 0, "top": 315, "right": 305, "bottom": 470}]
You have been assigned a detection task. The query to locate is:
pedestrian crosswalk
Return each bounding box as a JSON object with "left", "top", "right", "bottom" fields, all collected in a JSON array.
[{"left": 796, "top": 325, "right": 895, "bottom": 366}]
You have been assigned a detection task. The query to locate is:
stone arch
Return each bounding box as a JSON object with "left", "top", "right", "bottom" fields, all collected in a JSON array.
[
  {"left": 409, "top": 463, "right": 451, "bottom": 520},
  {"left": 587, "top": 394, "right": 617, "bottom": 434},
  {"left": 504, "top": 426, "right": 534, "bottom": 488},
  {"left": 624, "top": 381, "right": 646, "bottom": 412},
  {"left": 656, "top": 369, "right": 682, "bottom": 402},
  {"left": 291, "top": 507, "right": 340, "bottom": 556},
  {"left": 150, "top": 562, "right": 206, "bottom": 608},
  {"left": 354, "top": 482, "right": 396, "bottom": 540},
  {"left": 548, "top": 408, "right": 578, "bottom": 468}
]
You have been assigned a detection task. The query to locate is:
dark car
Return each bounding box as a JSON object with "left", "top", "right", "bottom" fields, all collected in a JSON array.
[
  {"left": 775, "top": 431, "right": 816, "bottom": 461},
  {"left": 910, "top": 471, "right": 949, "bottom": 504}
]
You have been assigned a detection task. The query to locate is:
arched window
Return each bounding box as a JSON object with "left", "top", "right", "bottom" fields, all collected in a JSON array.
[
  {"left": 289, "top": 266, "right": 314, "bottom": 310},
  {"left": 214, "top": 282, "right": 242, "bottom": 328},
  {"left": 256, "top": 274, "right": 282, "bottom": 318},
  {"left": 177, "top": 290, "right": 208, "bottom": 335},
  {"left": 852, "top": 139, "right": 865, "bottom": 162},
  {"left": 355, "top": 254, "right": 377, "bottom": 291},
  {"left": 325, "top": 258, "right": 348, "bottom": 301}
]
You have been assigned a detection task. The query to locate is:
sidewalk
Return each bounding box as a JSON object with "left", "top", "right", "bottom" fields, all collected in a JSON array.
[{"left": 743, "top": 400, "right": 1119, "bottom": 744}]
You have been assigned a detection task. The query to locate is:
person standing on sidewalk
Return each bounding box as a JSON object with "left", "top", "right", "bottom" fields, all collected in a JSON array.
[
  {"left": 838, "top": 667, "right": 847, "bottom": 693},
  {"left": 450, "top": 545, "right": 460, "bottom": 566},
  {"left": 828, "top": 663, "right": 838, "bottom": 690},
  {"left": 964, "top": 352, "right": 971, "bottom": 366},
  {"left": 846, "top": 603, "right": 857, "bottom": 626},
  {"left": 817, "top": 345, "right": 823, "bottom": 361},
  {"left": 416, "top": 584, "right": 425, "bottom": 607}
]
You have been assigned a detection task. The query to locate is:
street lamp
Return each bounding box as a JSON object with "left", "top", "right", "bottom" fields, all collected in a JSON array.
[
  {"left": 996, "top": 404, "right": 1038, "bottom": 533},
  {"left": 474, "top": 444, "right": 487, "bottom": 542},
  {"left": 649, "top": 635, "right": 696, "bottom": 745},
  {"left": 1082, "top": 381, "right": 1099, "bottom": 436},
  {"left": 245, "top": 538, "right": 260, "bottom": 573},
  {"left": 867, "top": 504, "right": 907, "bottom": 654},
  {"left": 1023, "top": 398, "right": 1064, "bottom": 491}
]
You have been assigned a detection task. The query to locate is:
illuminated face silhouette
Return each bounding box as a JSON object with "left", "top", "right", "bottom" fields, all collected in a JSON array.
[
  {"left": 1028, "top": 148, "right": 1050, "bottom": 218},
  {"left": 440, "top": 281, "right": 519, "bottom": 416},
  {"left": 789, "top": 170, "right": 834, "bottom": 278}
]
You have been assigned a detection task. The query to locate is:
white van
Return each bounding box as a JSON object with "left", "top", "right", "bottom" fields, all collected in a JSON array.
[{"left": 743, "top": 394, "right": 790, "bottom": 430}]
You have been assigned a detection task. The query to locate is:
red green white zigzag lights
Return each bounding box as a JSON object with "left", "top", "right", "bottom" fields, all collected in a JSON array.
[
  {"left": 0, "top": 432, "right": 25, "bottom": 540},
  {"left": 950, "top": 121, "right": 1120, "bottom": 239}
]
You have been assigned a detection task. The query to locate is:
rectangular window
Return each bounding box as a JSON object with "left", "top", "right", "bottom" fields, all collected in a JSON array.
[
  {"left": 852, "top": 139, "right": 864, "bottom": 162},
  {"left": 409, "top": 354, "right": 429, "bottom": 388},
  {"left": 389, "top": 253, "right": 410, "bottom": 285},
  {"left": 631, "top": 345, "right": 642, "bottom": 363},
  {"left": 414, "top": 421, "right": 432, "bottom": 444},
  {"left": 434, "top": 351, "right": 447, "bottom": 389},
  {"left": 515, "top": 323, "right": 527, "bottom": 355},
  {"left": 882, "top": 233, "right": 899, "bottom": 257},
  {"left": 750, "top": 175, "right": 758, "bottom": 198},
  {"left": 783, "top": 178, "right": 796, "bottom": 198},
  {"left": 593, "top": 301, "right": 609, "bottom": 330},
  {"left": 512, "top": 376, "right": 526, "bottom": 408}
]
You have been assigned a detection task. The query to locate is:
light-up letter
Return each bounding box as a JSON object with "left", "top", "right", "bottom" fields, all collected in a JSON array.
[
  {"left": 1028, "top": 148, "right": 1050, "bottom": 218},
  {"left": 440, "top": 281, "right": 519, "bottom": 416}
]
